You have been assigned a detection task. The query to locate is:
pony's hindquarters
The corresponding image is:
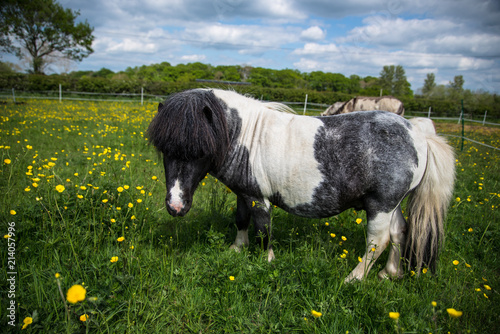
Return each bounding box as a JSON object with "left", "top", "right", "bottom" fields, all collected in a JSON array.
[{"left": 405, "top": 119, "right": 456, "bottom": 271}]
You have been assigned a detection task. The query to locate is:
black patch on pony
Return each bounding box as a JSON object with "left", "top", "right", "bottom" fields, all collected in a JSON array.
[
  {"left": 147, "top": 89, "right": 230, "bottom": 168},
  {"left": 299, "top": 111, "right": 418, "bottom": 217}
]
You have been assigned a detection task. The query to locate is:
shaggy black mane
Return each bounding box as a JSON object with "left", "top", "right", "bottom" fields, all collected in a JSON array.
[{"left": 147, "top": 89, "right": 230, "bottom": 168}]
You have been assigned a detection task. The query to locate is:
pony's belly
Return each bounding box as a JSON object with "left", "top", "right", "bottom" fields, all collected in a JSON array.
[{"left": 269, "top": 191, "right": 360, "bottom": 219}]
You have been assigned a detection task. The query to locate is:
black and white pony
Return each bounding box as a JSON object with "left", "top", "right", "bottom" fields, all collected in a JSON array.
[{"left": 147, "top": 89, "right": 455, "bottom": 282}]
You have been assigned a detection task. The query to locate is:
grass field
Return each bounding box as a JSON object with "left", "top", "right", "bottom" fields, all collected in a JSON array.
[{"left": 1, "top": 99, "right": 499, "bottom": 333}]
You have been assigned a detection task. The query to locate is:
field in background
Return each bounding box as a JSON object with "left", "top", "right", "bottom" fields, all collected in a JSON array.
[{"left": 1, "top": 100, "right": 498, "bottom": 333}]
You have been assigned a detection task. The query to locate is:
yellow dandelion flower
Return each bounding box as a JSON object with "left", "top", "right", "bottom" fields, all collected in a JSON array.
[
  {"left": 311, "top": 310, "right": 322, "bottom": 318},
  {"left": 446, "top": 308, "right": 463, "bottom": 318},
  {"left": 117, "top": 236, "right": 125, "bottom": 242},
  {"left": 80, "top": 314, "right": 89, "bottom": 322},
  {"left": 66, "top": 284, "right": 86, "bottom": 304},
  {"left": 389, "top": 312, "right": 400, "bottom": 320},
  {"left": 55, "top": 185, "right": 65, "bottom": 193},
  {"left": 229, "top": 276, "right": 235, "bottom": 281},
  {"left": 22, "top": 316, "right": 33, "bottom": 329},
  {"left": 110, "top": 256, "right": 118, "bottom": 263}
]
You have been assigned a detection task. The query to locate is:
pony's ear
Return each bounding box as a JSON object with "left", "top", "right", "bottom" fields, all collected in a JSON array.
[
  {"left": 202, "top": 106, "right": 213, "bottom": 124},
  {"left": 158, "top": 103, "right": 164, "bottom": 111}
]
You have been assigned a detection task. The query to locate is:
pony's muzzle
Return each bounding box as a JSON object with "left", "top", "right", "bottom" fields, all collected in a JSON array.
[
  {"left": 166, "top": 199, "right": 189, "bottom": 217},
  {"left": 165, "top": 180, "right": 191, "bottom": 217}
]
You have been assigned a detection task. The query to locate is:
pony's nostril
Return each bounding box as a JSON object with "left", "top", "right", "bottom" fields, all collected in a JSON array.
[{"left": 170, "top": 202, "right": 184, "bottom": 213}]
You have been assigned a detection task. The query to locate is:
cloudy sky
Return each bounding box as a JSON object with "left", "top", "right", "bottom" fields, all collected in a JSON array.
[{"left": 18, "top": 0, "right": 500, "bottom": 92}]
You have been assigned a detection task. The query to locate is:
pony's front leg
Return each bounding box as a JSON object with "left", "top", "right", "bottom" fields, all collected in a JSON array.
[
  {"left": 251, "top": 198, "right": 274, "bottom": 262},
  {"left": 344, "top": 211, "right": 391, "bottom": 282},
  {"left": 230, "top": 196, "right": 251, "bottom": 252}
]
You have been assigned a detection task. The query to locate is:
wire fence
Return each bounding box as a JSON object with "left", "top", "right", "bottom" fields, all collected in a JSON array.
[{"left": 1, "top": 87, "right": 499, "bottom": 129}]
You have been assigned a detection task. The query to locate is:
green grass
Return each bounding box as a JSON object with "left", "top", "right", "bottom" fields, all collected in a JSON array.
[{"left": 1, "top": 100, "right": 499, "bottom": 333}]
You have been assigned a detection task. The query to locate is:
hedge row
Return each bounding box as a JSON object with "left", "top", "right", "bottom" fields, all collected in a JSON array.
[{"left": 1, "top": 73, "right": 497, "bottom": 118}]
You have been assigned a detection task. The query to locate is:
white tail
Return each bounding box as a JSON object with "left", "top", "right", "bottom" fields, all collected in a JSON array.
[{"left": 405, "top": 119, "right": 456, "bottom": 271}]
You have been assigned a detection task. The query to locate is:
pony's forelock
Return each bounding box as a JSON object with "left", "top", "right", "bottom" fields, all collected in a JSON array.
[{"left": 147, "top": 89, "right": 230, "bottom": 168}]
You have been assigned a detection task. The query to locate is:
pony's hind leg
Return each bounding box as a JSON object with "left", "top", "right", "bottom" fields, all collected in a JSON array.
[
  {"left": 378, "top": 206, "right": 406, "bottom": 280},
  {"left": 230, "top": 196, "right": 250, "bottom": 251},
  {"left": 344, "top": 211, "right": 391, "bottom": 282}
]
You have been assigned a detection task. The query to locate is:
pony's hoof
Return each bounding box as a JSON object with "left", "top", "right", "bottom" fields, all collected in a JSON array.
[
  {"left": 377, "top": 269, "right": 403, "bottom": 280},
  {"left": 229, "top": 244, "right": 241, "bottom": 252},
  {"left": 344, "top": 273, "right": 361, "bottom": 284},
  {"left": 267, "top": 249, "right": 275, "bottom": 262},
  {"left": 377, "top": 269, "right": 390, "bottom": 280}
]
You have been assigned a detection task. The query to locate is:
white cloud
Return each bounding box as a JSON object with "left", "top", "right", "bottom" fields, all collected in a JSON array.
[
  {"left": 183, "top": 23, "right": 300, "bottom": 51},
  {"left": 180, "top": 54, "right": 206, "bottom": 62},
  {"left": 300, "top": 26, "right": 326, "bottom": 41},
  {"left": 341, "top": 16, "right": 500, "bottom": 58},
  {"left": 293, "top": 42, "right": 340, "bottom": 55},
  {"left": 104, "top": 39, "right": 157, "bottom": 54}
]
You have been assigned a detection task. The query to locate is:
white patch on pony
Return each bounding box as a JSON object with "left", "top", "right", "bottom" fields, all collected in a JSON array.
[
  {"left": 230, "top": 229, "right": 249, "bottom": 251},
  {"left": 407, "top": 119, "right": 431, "bottom": 190},
  {"left": 169, "top": 179, "right": 184, "bottom": 213},
  {"left": 212, "top": 89, "right": 324, "bottom": 208}
]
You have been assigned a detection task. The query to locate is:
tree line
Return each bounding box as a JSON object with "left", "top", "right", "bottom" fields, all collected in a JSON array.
[{"left": 2, "top": 0, "right": 498, "bottom": 119}]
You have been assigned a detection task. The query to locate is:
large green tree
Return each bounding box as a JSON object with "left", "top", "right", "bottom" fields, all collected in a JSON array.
[
  {"left": 379, "top": 65, "right": 412, "bottom": 97},
  {"left": 1, "top": 0, "right": 94, "bottom": 74},
  {"left": 422, "top": 73, "right": 436, "bottom": 96}
]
